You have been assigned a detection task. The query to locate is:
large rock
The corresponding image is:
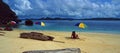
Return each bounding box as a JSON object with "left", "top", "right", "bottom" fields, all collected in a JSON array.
[
  {"left": 4, "top": 27, "right": 13, "bottom": 31},
  {"left": 25, "top": 20, "right": 33, "bottom": 26},
  {"left": 23, "top": 48, "right": 81, "bottom": 53},
  {"left": 0, "top": 0, "right": 19, "bottom": 26},
  {"left": 20, "top": 32, "right": 54, "bottom": 41}
]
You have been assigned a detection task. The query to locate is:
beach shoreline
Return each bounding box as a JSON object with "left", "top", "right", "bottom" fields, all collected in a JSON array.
[{"left": 0, "top": 29, "right": 120, "bottom": 53}]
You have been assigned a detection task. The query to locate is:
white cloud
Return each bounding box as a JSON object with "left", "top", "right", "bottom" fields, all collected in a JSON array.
[
  {"left": 14, "top": 0, "right": 32, "bottom": 10},
  {"left": 3, "top": 0, "right": 120, "bottom": 18},
  {"left": 12, "top": 9, "right": 24, "bottom": 15}
]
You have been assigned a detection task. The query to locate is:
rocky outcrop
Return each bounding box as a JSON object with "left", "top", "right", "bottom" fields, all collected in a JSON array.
[
  {"left": 20, "top": 32, "right": 54, "bottom": 41},
  {"left": 25, "top": 20, "right": 33, "bottom": 26},
  {"left": 23, "top": 48, "right": 81, "bottom": 53},
  {"left": 4, "top": 27, "right": 13, "bottom": 31},
  {"left": 0, "top": 0, "right": 19, "bottom": 26}
]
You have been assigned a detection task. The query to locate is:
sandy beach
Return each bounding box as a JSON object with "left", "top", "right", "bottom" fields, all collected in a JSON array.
[{"left": 0, "top": 29, "right": 120, "bottom": 53}]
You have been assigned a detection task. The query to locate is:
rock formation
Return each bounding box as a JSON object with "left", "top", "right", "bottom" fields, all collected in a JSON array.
[
  {"left": 23, "top": 48, "right": 81, "bottom": 53},
  {"left": 0, "top": 0, "right": 19, "bottom": 26},
  {"left": 25, "top": 20, "right": 33, "bottom": 26},
  {"left": 20, "top": 32, "right": 54, "bottom": 41},
  {"left": 4, "top": 27, "right": 13, "bottom": 31}
]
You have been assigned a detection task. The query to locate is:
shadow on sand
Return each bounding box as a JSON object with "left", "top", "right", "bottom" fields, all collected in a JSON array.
[
  {"left": 53, "top": 40, "right": 65, "bottom": 43},
  {"left": 65, "top": 37, "right": 85, "bottom": 41},
  {"left": 0, "top": 32, "right": 5, "bottom": 36},
  {"left": 65, "top": 37, "right": 79, "bottom": 39}
]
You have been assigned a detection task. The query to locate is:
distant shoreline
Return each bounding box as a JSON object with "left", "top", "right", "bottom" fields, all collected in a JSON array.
[{"left": 19, "top": 18, "right": 120, "bottom": 21}]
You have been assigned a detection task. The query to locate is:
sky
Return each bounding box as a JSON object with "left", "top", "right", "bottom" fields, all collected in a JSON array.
[{"left": 3, "top": 0, "right": 120, "bottom": 19}]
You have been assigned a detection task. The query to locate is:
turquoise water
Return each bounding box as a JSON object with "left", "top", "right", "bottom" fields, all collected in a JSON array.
[{"left": 19, "top": 20, "right": 120, "bottom": 34}]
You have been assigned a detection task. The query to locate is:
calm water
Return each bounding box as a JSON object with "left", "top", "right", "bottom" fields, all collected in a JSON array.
[{"left": 19, "top": 20, "right": 120, "bottom": 34}]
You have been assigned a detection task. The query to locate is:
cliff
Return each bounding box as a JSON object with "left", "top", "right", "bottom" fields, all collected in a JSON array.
[{"left": 0, "top": 0, "right": 19, "bottom": 26}]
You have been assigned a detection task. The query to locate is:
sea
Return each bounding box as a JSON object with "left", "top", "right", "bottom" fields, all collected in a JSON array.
[{"left": 19, "top": 20, "right": 120, "bottom": 34}]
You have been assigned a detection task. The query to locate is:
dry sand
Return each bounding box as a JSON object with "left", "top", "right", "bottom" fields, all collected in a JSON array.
[{"left": 0, "top": 29, "right": 120, "bottom": 53}]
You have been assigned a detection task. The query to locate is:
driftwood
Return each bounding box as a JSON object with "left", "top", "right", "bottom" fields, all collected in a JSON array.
[
  {"left": 23, "top": 48, "right": 81, "bottom": 53},
  {"left": 20, "top": 32, "right": 54, "bottom": 41}
]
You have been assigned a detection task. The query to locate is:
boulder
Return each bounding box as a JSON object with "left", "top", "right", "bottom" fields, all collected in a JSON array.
[
  {"left": 23, "top": 48, "right": 81, "bottom": 53},
  {"left": 25, "top": 20, "right": 33, "bottom": 26},
  {"left": 20, "top": 33, "right": 30, "bottom": 38},
  {"left": 20, "top": 32, "right": 54, "bottom": 41},
  {"left": 4, "top": 27, "right": 13, "bottom": 31}
]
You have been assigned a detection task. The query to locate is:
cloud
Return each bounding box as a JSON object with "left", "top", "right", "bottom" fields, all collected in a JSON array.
[
  {"left": 3, "top": 0, "right": 120, "bottom": 18},
  {"left": 14, "top": 0, "right": 32, "bottom": 10}
]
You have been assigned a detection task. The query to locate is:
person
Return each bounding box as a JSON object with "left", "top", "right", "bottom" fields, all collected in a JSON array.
[{"left": 71, "top": 31, "right": 79, "bottom": 39}]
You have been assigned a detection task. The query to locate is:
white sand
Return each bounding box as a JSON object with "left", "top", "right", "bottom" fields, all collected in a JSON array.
[{"left": 0, "top": 29, "right": 120, "bottom": 53}]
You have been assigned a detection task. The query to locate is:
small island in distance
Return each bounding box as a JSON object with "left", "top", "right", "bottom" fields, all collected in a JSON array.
[{"left": 20, "top": 17, "right": 120, "bottom": 21}]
